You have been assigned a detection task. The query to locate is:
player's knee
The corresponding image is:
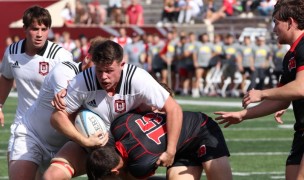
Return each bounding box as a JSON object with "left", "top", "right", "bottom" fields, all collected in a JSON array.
[{"left": 43, "top": 158, "right": 74, "bottom": 180}]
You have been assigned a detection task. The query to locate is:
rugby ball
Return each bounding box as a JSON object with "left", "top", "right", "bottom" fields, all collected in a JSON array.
[{"left": 74, "top": 109, "right": 107, "bottom": 137}]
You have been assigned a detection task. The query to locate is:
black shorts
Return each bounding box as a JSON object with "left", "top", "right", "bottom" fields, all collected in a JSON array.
[
  {"left": 171, "top": 119, "right": 230, "bottom": 167},
  {"left": 286, "top": 131, "right": 304, "bottom": 165},
  {"left": 241, "top": 67, "right": 253, "bottom": 75}
]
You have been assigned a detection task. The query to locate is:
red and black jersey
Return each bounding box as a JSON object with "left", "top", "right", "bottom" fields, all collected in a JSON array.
[
  {"left": 111, "top": 111, "right": 210, "bottom": 178},
  {"left": 279, "top": 33, "right": 304, "bottom": 131}
]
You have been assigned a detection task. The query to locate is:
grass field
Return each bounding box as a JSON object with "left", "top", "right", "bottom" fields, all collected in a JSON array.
[{"left": 0, "top": 95, "right": 295, "bottom": 180}]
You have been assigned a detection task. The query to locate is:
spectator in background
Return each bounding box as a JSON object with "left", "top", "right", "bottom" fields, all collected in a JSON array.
[
  {"left": 71, "top": 39, "right": 82, "bottom": 62},
  {"left": 192, "top": 33, "right": 215, "bottom": 97},
  {"left": 5, "top": 36, "right": 13, "bottom": 47},
  {"left": 271, "top": 43, "right": 288, "bottom": 86},
  {"left": 124, "top": 32, "right": 145, "bottom": 68},
  {"left": 148, "top": 33, "right": 165, "bottom": 81},
  {"left": 159, "top": 31, "right": 177, "bottom": 90},
  {"left": 59, "top": 31, "right": 76, "bottom": 52},
  {"left": 12, "top": 35, "right": 20, "bottom": 43},
  {"left": 141, "top": 33, "right": 154, "bottom": 72},
  {"left": 88, "top": 0, "right": 107, "bottom": 25},
  {"left": 74, "top": 0, "right": 88, "bottom": 24},
  {"left": 61, "top": 2, "right": 75, "bottom": 26},
  {"left": 204, "top": 0, "right": 237, "bottom": 24},
  {"left": 239, "top": 0, "right": 255, "bottom": 18},
  {"left": 177, "top": 0, "right": 201, "bottom": 24},
  {"left": 252, "top": 35, "right": 271, "bottom": 90},
  {"left": 79, "top": 34, "right": 90, "bottom": 62},
  {"left": 108, "top": 0, "right": 123, "bottom": 25},
  {"left": 160, "top": 0, "right": 177, "bottom": 24},
  {"left": 220, "top": 33, "right": 241, "bottom": 97},
  {"left": 125, "top": 0, "right": 144, "bottom": 26},
  {"left": 257, "top": 0, "right": 276, "bottom": 16},
  {"left": 52, "top": 33, "right": 62, "bottom": 44},
  {"left": 239, "top": 36, "right": 255, "bottom": 94},
  {"left": 112, "top": 27, "right": 132, "bottom": 48}
]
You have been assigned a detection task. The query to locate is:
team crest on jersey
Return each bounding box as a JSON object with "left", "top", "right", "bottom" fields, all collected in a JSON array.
[
  {"left": 115, "top": 99, "right": 126, "bottom": 113},
  {"left": 197, "top": 145, "right": 206, "bottom": 157},
  {"left": 288, "top": 57, "right": 296, "bottom": 71},
  {"left": 39, "top": 62, "right": 49, "bottom": 76}
]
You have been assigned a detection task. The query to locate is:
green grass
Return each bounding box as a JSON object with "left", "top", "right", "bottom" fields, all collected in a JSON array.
[{"left": 0, "top": 95, "right": 295, "bottom": 179}]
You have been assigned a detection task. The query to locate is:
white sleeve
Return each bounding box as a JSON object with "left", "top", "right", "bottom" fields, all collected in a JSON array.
[
  {"left": 134, "top": 69, "right": 169, "bottom": 109},
  {"left": 56, "top": 47, "right": 73, "bottom": 62},
  {"left": 50, "top": 64, "right": 77, "bottom": 94},
  {"left": 64, "top": 75, "right": 88, "bottom": 114},
  {"left": 0, "top": 48, "right": 13, "bottom": 79}
]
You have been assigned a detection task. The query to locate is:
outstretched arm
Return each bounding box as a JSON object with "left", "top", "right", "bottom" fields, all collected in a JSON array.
[
  {"left": 243, "top": 70, "right": 304, "bottom": 108},
  {"left": 215, "top": 100, "right": 290, "bottom": 128}
]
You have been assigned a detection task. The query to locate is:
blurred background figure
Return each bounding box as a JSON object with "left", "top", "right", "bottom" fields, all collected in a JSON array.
[
  {"left": 125, "top": 0, "right": 144, "bottom": 26},
  {"left": 61, "top": 2, "right": 75, "bottom": 26},
  {"left": 107, "top": 0, "right": 124, "bottom": 25},
  {"left": 112, "top": 27, "right": 132, "bottom": 48}
]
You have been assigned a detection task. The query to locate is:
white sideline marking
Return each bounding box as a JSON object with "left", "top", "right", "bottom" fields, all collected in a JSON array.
[
  {"left": 233, "top": 171, "right": 284, "bottom": 176},
  {"left": 226, "top": 138, "right": 291, "bottom": 142},
  {"left": 225, "top": 127, "right": 293, "bottom": 131},
  {"left": 231, "top": 152, "right": 288, "bottom": 156}
]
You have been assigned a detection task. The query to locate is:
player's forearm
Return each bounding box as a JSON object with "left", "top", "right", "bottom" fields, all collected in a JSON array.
[
  {"left": 51, "top": 110, "right": 87, "bottom": 146},
  {"left": 243, "top": 100, "right": 290, "bottom": 120},
  {"left": 261, "top": 72, "right": 304, "bottom": 101},
  {"left": 0, "top": 75, "right": 14, "bottom": 104},
  {"left": 165, "top": 105, "right": 183, "bottom": 155}
]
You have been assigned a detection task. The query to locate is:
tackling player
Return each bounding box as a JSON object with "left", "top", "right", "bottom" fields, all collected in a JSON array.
[
  {"left": 0, "top": 5, "right": 73, "bottom": 175},
  {"left": 43, "top": 40, "right": 183, "bottom": 179},
  {"left": 87, "top": 111, "right": 232, "bottom": 180}
]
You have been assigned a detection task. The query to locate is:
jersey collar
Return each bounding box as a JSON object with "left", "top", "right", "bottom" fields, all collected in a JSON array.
[
  {"left": 115, "top": 141, "right": 128, "bottom": 162},
  {"left": 21, "top": 39, "right": 48, "bottom": 56},
  {"left": 290, "top": 32, "right": 304, "bottom": 52}
]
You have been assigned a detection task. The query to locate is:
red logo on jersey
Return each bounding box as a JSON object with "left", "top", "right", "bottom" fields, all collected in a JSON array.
[
  {"left": 39, "top": 62, "right": 49, "bottom": 76},
  {"left": 197, "top": 145, "right": 206, "bottom": 157},
  {"left": 288, "top": 58, "right": 296, "bottom": 71},
  {"left": 115, "top": 99, "right": 126, "bottom": 113}
]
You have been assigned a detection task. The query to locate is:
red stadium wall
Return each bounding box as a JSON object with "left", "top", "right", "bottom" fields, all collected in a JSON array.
[{"left": 0, "top": 0, "right": 58, "bottom": 58}]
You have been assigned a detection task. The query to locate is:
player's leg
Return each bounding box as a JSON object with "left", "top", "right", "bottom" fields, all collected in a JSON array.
[
  {"left": 166, "top": 166, "right": 202, "bottom": 180},
  {"left": 43, "top": 141, "right": 87, "bottom": 180},
  {"left": 296, "top": 155, "right": 304, "bottom": 179},
  {"left": 202, "top": 156, "right": 232, "bottom": 180},
  {"left": 197, "top": 116, "right": 232, "bottom": 180},
  {"left": 9, "top": 124, "right": 40, "bottom": 180},
  {"left": 286, "top": 131, "right": 304, "bottom": 180},
  {"left": 9, "top": 160, "right": 38, "bottom": 180},
  {"left": 286, "top": 165, "right": 299, "bottom": 180}
]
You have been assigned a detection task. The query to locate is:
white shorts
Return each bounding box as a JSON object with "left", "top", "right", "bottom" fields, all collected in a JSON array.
[
  {"left": 10, "top": 123, "right": 56, "bottom": 172},
  {"left": 8, "top": 122, "right": 19, "bottom": 152}
]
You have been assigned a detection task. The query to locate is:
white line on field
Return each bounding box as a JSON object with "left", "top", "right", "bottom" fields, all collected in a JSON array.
[
  {"left": 231, "top": 152, "right": 288, "bottom": 156},
  {"left": 226, "top": 138, "right": 291, "bottom": 142}
]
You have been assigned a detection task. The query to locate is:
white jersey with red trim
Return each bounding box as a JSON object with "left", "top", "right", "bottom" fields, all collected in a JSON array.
[
  {"left": 0, "top": 39, "right": 73, "bottom": 124},
  {"left": 23, "top": 61, "right": 81, "bottom": 151},
  {"left": 64, "top": 64, "right": 169, "bottom": 130}
]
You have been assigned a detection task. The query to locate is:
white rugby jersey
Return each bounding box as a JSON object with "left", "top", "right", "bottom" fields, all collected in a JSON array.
[
  {"left": 65, "top": 64, "right": 170, "bottom": 130},
  {"left": 24, "top": 61, "right": 81, "bottom": 151},
  {"left": 0, "top": 39, "right": 73, "bottom": 123}
]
